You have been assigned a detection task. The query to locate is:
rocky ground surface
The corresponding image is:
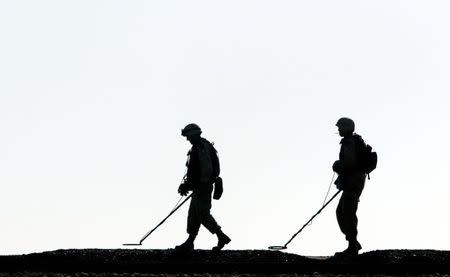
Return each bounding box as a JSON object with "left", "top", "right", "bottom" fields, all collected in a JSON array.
[{"left": 0, "top": 249, "right": 449, "bottom": 276}]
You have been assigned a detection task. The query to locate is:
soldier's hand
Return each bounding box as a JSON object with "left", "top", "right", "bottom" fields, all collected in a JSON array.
[
  {"left": 332, "top": 160, "right": 343, "bottom": 174},
  {"left": 334, "top": 176, "right": 344, "bottom": 190},
  {"left": 178, "top": 183, "right": 189, "bottom": 196}
]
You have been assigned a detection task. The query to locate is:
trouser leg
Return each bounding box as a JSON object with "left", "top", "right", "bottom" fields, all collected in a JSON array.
[
  {"left": 187, "top": 192, "right": 221, "bottom": 235},
  {"left": 200, "top": 208, "right": 221, "bottom": 234},
  {"left": 336, "top": 192, "right": 359, "bottom": 241},
  {"left": 198, "top": 191, "right": 221, "bottom": 234},
  {"left": 187, "top": 198, "right": 201, "bottom": 236},
  {"left": 336, "top": 195, "right": 345, "bottom": 236}
]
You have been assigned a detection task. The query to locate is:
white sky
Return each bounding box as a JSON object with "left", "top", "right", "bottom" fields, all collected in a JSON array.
[{"left": 1, "top": 1, "right": 449, "bottom": 256}]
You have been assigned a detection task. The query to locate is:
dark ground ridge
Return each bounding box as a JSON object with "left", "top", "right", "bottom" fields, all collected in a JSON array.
[{"left": 1, "top": 249, "right": 450, "bottom": 274}]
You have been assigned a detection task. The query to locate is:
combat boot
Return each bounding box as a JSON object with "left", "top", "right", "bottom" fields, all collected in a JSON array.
[
  {"left": 334, "top": 240, "right": 361, "bottom": 258},
  {"left": 212, "top": 230, "right": 231, "bottom": 252},
  {"left": 174, "top": 238, "right": 194, "bottom": 254}
]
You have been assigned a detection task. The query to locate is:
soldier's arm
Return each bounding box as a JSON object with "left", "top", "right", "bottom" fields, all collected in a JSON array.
[
  {"left": 182, "top": 149, "right": 195, "bottom": 190},
  {"left": 339, "top": 141, "right": 357, "bottom": 172}
]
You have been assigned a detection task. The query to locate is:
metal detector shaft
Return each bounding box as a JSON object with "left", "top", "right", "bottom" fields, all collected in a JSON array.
[
  {"left": 283, "top": 190, "right": 342, "bottom": 248},
  {"left": 137, "top": 193, "right": 193, "bottom": 245}
]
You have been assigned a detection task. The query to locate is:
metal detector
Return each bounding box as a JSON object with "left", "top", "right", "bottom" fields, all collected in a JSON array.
[
  {"left": 268, "top": 189, "right": 342, "bottom": 251},
  {"left": 123, "top": 193, "right": 193, "bottom": 246}
]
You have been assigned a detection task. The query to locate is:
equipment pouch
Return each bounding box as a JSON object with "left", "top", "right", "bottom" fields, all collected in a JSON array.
[{"left": 213, "top": 177, "right": 223, "bottom": 200}]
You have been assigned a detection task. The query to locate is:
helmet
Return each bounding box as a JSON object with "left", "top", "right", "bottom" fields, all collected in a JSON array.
[
  {"left": 336, "top": 117, "right": 355, "bottom": 132},
  {"left": 181, "top": 123, "right": 202, "bottom": 137}
]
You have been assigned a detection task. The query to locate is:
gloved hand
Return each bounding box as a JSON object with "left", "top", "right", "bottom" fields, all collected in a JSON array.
[
  {"left": 178, "top": 183, "right": 190, "bottom": 196},
  {"left": 332, "top": 160, "right": 343, "bottom": 174},
  {"left": 334, "top": 176, "right": 343, "bottom": 190}
]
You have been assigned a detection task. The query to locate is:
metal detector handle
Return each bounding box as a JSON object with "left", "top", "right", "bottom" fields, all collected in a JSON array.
[
  {"left": 283, "top": 190, "right": 342, "bottom": 248},
  {"left": 138, "top": 193, "right": 193, "bottom": 245}
]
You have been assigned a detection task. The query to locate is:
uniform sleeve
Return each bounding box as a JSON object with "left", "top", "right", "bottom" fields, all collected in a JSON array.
[
  {"left": 185, "top": 148, "right": 197, "bottom": 185},
  {"left": 339, "top": 139, "right": 358, "bottom": 172}
]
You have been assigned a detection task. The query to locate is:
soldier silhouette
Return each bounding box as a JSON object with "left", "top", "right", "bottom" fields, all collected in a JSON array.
[
  {"left": 175, "top": 123, "right": 231, "bottom": 253},
  {"left": 333, "top": 117, "right": 367, "bottom": 257}
]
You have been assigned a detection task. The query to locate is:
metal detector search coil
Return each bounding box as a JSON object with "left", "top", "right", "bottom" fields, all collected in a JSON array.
[{"left": 268, "top": 245, "right": 287, "bottom": 251}]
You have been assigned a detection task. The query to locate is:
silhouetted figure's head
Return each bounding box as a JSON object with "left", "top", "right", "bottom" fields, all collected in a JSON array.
[
  {"left": 336, "top": 117, "right": 355, "bottom": 138},
  {"left": 181, "top": 123, "right": 202, "bottom": 145}
]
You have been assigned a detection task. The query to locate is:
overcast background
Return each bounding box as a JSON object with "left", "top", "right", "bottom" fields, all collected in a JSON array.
[{"left": 1, "top": 1, "right": 449, "bottom": 256}]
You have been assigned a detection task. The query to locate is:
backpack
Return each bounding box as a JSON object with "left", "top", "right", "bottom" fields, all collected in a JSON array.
[
  {"left": 354, "top": 135, "right": 378, "bottom": 179},
  {"left": 209, "top": 142, "right": 223, "bottom": 200},
  {"left": 199, "top": 139, "right": 223, "bottom": 199},
  {"left": 196, "top": 139, "right": 219, "bottom": 184}
]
